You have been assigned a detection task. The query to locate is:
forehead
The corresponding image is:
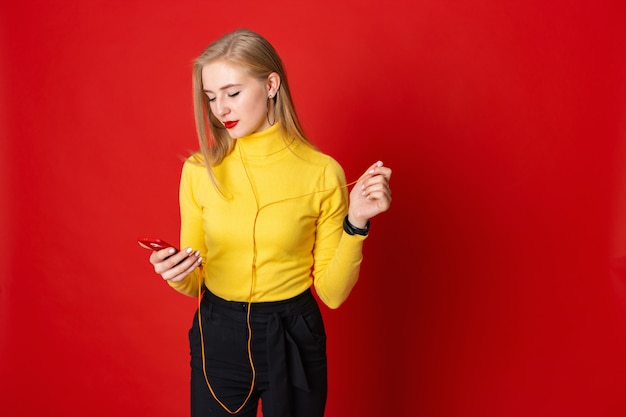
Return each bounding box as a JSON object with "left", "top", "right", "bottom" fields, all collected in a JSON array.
[{"left": 201, "top": 60, "right": 254, "bottom": 91}]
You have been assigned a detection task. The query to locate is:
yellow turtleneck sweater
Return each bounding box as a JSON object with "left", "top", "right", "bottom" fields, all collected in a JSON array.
[{"left": 168, "top": 125, "right": 366, "bottom": 309}]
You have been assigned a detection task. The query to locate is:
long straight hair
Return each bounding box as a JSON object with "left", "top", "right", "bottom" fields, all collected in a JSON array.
[{"left": 191, "top": 29, "right": 315, "bottom": 191}]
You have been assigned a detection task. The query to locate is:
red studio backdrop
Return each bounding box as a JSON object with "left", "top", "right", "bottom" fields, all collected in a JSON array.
[{"left": 2, "top": 1, "right": 626, "bottom": 416}]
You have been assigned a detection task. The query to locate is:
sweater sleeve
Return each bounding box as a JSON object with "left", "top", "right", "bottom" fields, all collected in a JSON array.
[
  {"left": 312, "top": 159, "right": 367, "bottom": 309},
  {"left": 167, "top": 160, "right": 206, "bottom": 297}
]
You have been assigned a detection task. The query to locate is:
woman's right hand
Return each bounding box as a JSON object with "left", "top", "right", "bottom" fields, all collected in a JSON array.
[{"left": 149, "top": 247, "right": 202, "bottom": 283}]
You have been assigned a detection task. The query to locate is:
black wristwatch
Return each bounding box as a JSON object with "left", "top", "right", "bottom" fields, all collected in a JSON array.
[{"left": 343, "top": 215, "right": 370, "bottom": 236}]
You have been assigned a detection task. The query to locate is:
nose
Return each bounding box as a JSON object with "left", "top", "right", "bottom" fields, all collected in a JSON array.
[{"left": 213, "top": 97, "right": 230, "bottom": 118}]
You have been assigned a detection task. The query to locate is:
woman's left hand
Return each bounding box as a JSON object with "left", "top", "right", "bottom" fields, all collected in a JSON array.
[{"left": 347, "top": 161, "right": 392, "bottom": 228}]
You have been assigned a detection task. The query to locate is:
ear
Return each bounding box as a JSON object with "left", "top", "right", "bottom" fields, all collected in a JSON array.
[{"left": 266, "top": 72, "right": 281, "bottom": 97}]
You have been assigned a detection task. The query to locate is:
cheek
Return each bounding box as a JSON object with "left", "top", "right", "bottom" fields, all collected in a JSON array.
[{"left": 246, "top": 96, "right": 267, "bottom": 118}]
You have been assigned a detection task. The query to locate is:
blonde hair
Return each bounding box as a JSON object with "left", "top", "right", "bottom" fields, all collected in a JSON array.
[{"left": 191, "top": 29, "right": 315, "bottom": 189}]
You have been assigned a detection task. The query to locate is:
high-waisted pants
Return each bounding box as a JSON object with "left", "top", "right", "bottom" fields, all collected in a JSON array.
[{"left": 189, "top": 289, "right": 328, "bottom": 417}]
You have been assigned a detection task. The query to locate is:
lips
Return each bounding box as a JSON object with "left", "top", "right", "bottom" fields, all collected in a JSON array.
[{"left": 223, "top": 121, "right": 238, "bottom": 129}]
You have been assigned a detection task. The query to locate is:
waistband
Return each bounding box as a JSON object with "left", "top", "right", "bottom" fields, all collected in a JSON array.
[{"left": 202, "top": 289, "right": 317, "bottom": 321}]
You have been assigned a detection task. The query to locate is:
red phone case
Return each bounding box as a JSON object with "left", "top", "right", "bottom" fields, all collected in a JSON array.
[{"left": 137, "top": 237, "right": 178, "bottom": 251}]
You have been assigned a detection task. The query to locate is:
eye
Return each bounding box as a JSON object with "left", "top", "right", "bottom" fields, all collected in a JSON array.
[
  {"left": 228, "top": 91, "right": 241, "bottom": 98},
  {"left": 206, "top": 96, "right": 216, "bottom": 102}
]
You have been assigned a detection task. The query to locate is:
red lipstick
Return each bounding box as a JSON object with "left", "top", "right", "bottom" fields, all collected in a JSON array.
[{"left": 224, "top": 121, "right": 238, "bottom": 129}]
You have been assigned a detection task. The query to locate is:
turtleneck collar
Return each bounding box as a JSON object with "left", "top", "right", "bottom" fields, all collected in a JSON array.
[{"left": 233, "top": 124, "right": 296, "bottom": 164}]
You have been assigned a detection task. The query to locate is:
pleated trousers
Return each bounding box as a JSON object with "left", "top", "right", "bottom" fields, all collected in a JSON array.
[{"left": 189, "top": 289, "right": 328, "bottom": 417}]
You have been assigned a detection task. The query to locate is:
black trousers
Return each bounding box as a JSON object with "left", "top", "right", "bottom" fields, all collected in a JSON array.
[{"left": 189, "top": 289, "right": 328, "bottom": 417}]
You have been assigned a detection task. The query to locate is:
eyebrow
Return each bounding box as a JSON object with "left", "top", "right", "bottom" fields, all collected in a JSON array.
[{"left": 202, "top": 83, "right": 243, "bottom": 94}]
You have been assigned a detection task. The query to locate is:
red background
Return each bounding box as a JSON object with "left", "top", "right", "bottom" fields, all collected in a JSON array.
[{"left": 2, "top": 1, "right": 626, "bottom": 416}]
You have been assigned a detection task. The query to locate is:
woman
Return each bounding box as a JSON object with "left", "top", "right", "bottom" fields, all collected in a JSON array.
[{"left": 148, "top": 28, "right": 392, "bottom": 417}]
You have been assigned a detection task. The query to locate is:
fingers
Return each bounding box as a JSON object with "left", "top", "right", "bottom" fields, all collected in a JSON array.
[
  {"left": 348, "top": 160, "right": 393, "bottom": 224},
  {"left": 151, "top": 247, "right": 202, "bottom": 282},
  {"left": 167, "top": 257, "right": 202, "bottom": 282},
  {"left": 360, "top": 160, "right": 392, "bottom": 182},
  {"left": 149, "top": 247, "right": 177, "bottom": 264},
  {"left": 359, "top": 161, "right": 392, "bottom": 202},
  {"left": 362, "top": 181, "right": 392, "bottom": 205}
]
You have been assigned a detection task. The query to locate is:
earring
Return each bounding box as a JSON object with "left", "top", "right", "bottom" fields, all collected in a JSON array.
[{"left": 266, "top": 96, "right": 276, "bottom": 126}]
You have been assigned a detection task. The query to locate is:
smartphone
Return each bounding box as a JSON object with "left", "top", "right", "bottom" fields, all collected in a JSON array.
[{"left": 137, "top": 237, "right": 179, "bottom": 252}]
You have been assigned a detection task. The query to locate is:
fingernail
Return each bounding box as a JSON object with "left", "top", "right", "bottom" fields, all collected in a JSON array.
[
  {"left": 369, "top": 169, "right": 375, "bottom": 174},
  {"left": 194, "top": 250, "right": 200, "bottom": 256},
  {"left": 185, "top": 247, "right": 192, "bottom": 254},
  {"left": 169, "top": 248, "right": 176, "bottom": 254},
  {"left": 197, "top": 257, "right": 203, "bottom": 264},
  {"left": 376, "top": 160, "right": 384, "bottom": 167}
]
